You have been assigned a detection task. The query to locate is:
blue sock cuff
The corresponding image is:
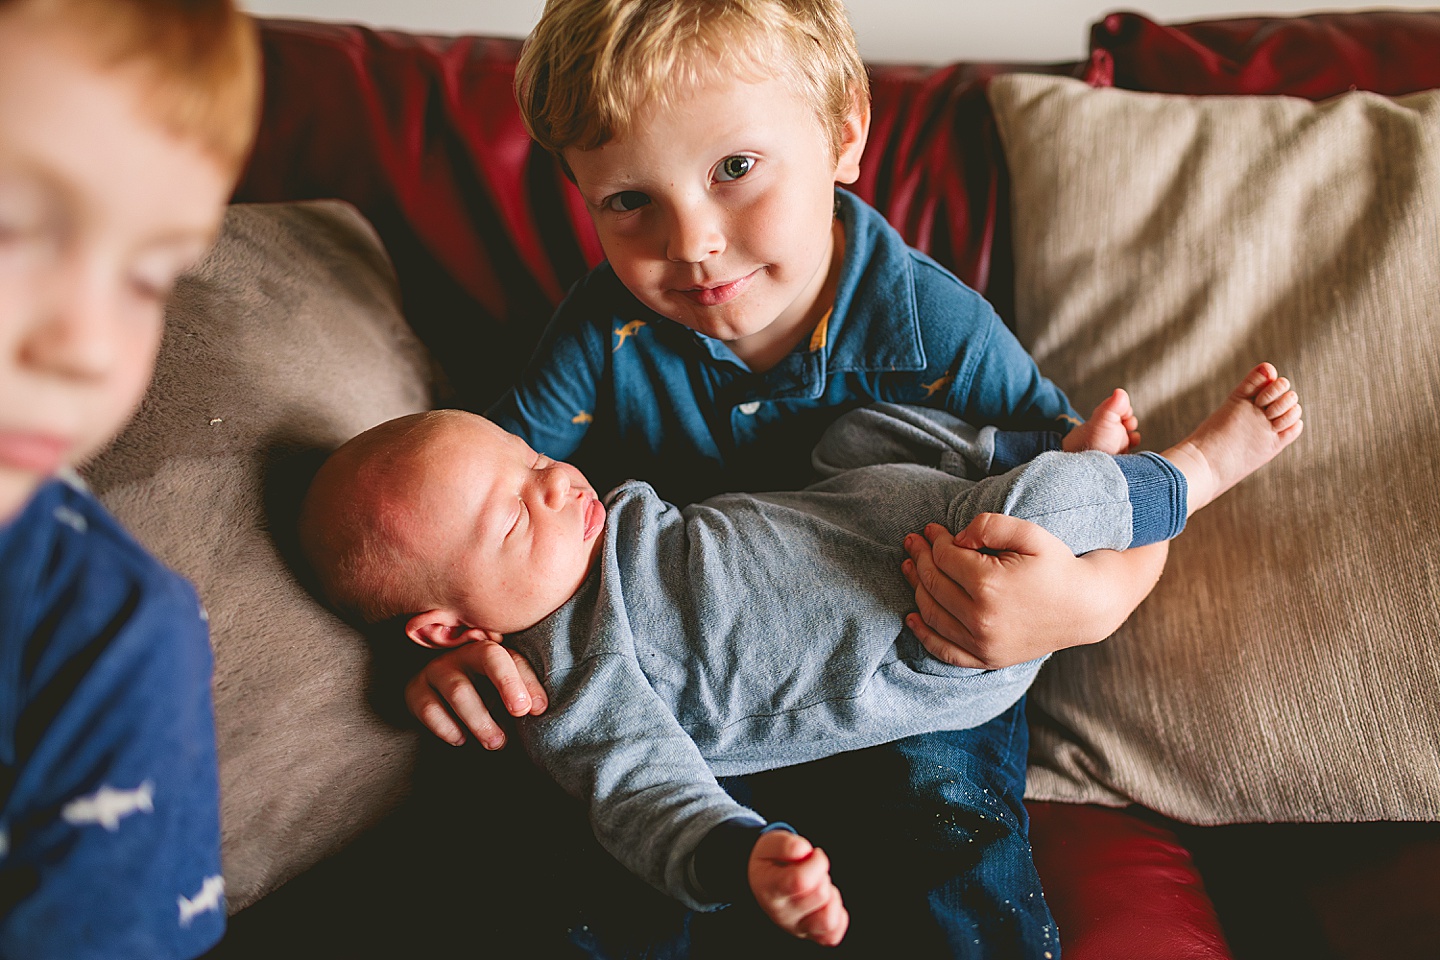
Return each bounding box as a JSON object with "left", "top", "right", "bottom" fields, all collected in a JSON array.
[
  {"left": 991, "top": 430, "right": 1064, "bottom": 474},
  {"left": 1114, "top": 452, "right": 1187, "bottom": 546}
]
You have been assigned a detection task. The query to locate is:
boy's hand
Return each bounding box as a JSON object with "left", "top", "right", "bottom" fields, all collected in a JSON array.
[
  {"left": 749, "top": 830, "right": 848, "bottom": 946},
  {"left": 404, "top": 639, "right": 547, "bottom": 749},
  {"left": 901, "top": 515, "right": 1168, "bottom": 668}
]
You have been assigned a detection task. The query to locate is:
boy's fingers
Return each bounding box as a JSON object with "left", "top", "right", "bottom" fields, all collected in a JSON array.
[
  {"left": 910, "top": 614, "right": 986, "bottom": 669},
  {"left": 951, "top": 512, "right": 1054, "bottom": 555},
  {"left": 903, "top": 535, "right": 990, "bottom": 667},
  {"left": 922, "top": 521, "right": 952, "bottom": 546}
]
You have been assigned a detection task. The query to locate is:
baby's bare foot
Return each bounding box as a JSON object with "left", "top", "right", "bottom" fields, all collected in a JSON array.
[
  {"left": 1162, "top": 363, "right": 1303, "bottom": 516},
  {"left": 1063, "top": 387, "right": 1141, "bottom": 454}
]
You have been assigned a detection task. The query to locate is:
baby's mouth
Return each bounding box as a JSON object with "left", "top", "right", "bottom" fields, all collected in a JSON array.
[{"left": 582, "top": 495, "right": 606, "bottom": 540}]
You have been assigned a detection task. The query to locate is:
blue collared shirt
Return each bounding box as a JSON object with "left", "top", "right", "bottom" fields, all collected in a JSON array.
[{"left": 489, "top": 189, "right": 1078, "bottom": 504}]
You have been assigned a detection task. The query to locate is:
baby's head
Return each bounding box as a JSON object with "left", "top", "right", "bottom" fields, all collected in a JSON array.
[
  {"left": 0, "top": 0, "right": 260, "bottom": 520},
  {"left": 299, "top": 411, "right": 607, "bottom": 649}
]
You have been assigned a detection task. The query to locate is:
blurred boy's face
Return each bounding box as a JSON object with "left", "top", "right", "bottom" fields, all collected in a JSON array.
[
  {"left": 0, "top": 13, "right": 230, "bottom": 521},
  {"left": 393, "top": 415, "right": 607, "bottom": 637},
  {"left": 564, "top": 64, "right": 866, "bottom": 371}
]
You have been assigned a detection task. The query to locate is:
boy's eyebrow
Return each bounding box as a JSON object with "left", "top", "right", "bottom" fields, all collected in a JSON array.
[
  {"left": 571, "top": 176, "right": 634, "bottom": 205},
  {"left": 1, "top": 154, "right": 219, "bottom": 253}
]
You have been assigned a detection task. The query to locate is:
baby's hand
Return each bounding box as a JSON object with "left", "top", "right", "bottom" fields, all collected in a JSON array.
[
  {"left": 404, "top": 638, "right": 547, "bottom": 749},
  {"left": 1062, "top": 387, "right": 1141, "bottom": 454},
  {"left": 748, "top": 830, "right": 848, "bottom": 947}
]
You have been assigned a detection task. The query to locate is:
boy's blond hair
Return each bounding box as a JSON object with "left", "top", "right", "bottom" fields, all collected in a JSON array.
[
  {"left": 2, "top": 0, "right": 261, "bottom": 174},
  {"left": 517, "top": 0, "right": 868, "bottom": 162}
]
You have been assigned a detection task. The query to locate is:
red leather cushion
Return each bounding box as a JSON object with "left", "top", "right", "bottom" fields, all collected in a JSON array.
[
  {"left": 861, "top": 60, "right": 1080, "bottom": 325},
  {"left": 1029, "top": 802, "right": 1233, "bottom": 960},
  {"left": 1090, "top": 10, "right": 1440, "bottom": 98},
  {"left": 237, "top": 20, "right": 596, "bottom": 408}
]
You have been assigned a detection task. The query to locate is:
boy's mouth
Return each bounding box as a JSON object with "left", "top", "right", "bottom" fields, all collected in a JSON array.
[
  {"left": 0, "top": 430, "right": 70, "bottom": 474},
  {"left": 679, "top": 270, "right": 757, "bottom": 307}
]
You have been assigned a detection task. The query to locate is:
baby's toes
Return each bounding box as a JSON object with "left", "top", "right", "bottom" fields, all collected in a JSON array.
[
  {"left": 1255, "top": 376, "right": 1291, "bottom": 407},
  {"left": 1264, "top": 389, "right": 1299, "bottom": 420},
  {"left": 1270, "top": 401, "right": 1302, "bottom": 432}
]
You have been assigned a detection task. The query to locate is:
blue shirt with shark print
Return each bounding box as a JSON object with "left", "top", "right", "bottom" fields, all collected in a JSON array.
[{"left": 0, "top": 476, "right": 224, "bottom": 959}]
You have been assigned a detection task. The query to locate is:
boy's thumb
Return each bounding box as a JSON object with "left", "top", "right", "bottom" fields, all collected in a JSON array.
[{"left": 952, "top": 512, "right": 1055, "bottom": 557}]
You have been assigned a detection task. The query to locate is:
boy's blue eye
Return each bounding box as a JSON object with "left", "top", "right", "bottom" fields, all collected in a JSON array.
[
  {"left": 714, "top": 156, "right": 754, "bottom": 182},
  {"left": 605, "top": 191, "right": 650, "bottom": 213}
]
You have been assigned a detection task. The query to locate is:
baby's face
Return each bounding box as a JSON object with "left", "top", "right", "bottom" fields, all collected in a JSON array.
[
  {"left": 398, "top": 415, "right": 607, "bottom": 635},
  {"left": 0, "top": 12, "right": 229, "bottom": 521}
]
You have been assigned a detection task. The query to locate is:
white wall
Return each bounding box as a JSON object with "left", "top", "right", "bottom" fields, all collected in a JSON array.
[{"left": 241, "top": 0, "right": 1440, "bottom": 62}]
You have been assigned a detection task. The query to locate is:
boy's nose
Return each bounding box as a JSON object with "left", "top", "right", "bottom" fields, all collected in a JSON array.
[
  {"left": 665, "top": 203, "right": 725, "bottom": 264},
  {"left": 25, "top": 267, "right": 124, "bottom": 381}
]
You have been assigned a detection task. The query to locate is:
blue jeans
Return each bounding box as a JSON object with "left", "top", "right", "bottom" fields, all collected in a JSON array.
[{"left": 567, "top": 699, "right": 1059, "bottom": 960}]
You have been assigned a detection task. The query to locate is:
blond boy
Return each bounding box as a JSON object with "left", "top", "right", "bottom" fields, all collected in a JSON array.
[
  {"left": 0, "top": 2, "right": 258, "bottom": 955},
  {"left": 404, "top": 1, "right": 1171, "bottom": 955}
]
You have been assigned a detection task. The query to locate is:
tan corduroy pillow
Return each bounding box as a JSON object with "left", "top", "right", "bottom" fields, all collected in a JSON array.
[{"left": 989, "top": 74, "right": 1440, "bottom": 823}]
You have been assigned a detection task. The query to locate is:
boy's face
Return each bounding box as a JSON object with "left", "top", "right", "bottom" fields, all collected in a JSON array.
[
  {"left": 0, "top": 14, "right": 230, "bottom": 521},
  {"left": 393, "top": 415, "right": 607, "bottom": 636},
  {"left": 564, "top": 66, "right": 866, "bottom": 369}
]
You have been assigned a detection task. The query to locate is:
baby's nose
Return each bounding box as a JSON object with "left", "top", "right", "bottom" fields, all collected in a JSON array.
[{"left": 540, "top": 465, "right": 571, "bottom": 507}]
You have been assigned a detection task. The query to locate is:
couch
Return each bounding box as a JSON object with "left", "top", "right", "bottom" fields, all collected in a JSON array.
[{"left": 78, "top": 9, "right": 1440, "bottom": 958}]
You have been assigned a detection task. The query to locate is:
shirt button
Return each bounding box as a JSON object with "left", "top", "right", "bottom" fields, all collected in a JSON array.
[{"left": 738, "top": 401, "right": 761, "bottom": 415}]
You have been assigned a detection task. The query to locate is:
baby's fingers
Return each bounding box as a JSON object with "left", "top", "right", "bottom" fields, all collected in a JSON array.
[
  {"left": 796, "top": 887, "right": 849, "bottom": 947},
  {"left": 404, "top": 677, "right": 469, "bottom": 746},
  {"left": 765, "top": 848, "right": 834, "bottom": 919},
  {"left": 474, "top": 640, "right": 535, "bottom": 717},
  {"left": 431, "top": 670, "right": 508, "bottom": 749},
  {"left": 507, "top": 647, "right": 549, "bottom": 716}
]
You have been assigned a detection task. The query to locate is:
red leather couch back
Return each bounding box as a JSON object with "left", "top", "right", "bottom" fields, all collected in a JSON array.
[{"left": 234, "top": 11, "right": 1440, "bottom": 408}]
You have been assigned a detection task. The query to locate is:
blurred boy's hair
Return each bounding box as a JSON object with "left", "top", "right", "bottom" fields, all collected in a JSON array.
[
  {"left": 2, "top": 0, "right": 261, "bottom": 173},
  {"left": 517, "top": 0, "right": 868, "bottom": 163}
]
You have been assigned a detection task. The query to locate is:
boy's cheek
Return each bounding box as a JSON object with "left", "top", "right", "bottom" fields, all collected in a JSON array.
[{"left": 73, "top": 327, "right": 161, "bottom": 464}]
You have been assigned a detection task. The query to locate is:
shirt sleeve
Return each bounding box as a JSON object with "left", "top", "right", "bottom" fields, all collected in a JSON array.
[
  {"left": 516, "top": 650, "right": 766, "bottom": 912},
  {"left": 0, "top": 528, "right": 224, "bottom": 960},
  {"left": 911, "top": 266, "right": 1080, "bottom": 433},
  {"left": 486, "top": 277, "right": 610, "bottom": 461}
]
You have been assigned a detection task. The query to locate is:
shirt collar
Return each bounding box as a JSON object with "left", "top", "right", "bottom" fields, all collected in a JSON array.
[{"left": 817, "top": 189, "right": 926, "bottom": 375}]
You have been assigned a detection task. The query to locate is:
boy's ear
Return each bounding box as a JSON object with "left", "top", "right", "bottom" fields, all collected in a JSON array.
[
  {"left": 404, "top": 610, "right": 503, "bottom": 650},
  {"left": 833, "top": 85, "right": 872, "bottom": 185}
]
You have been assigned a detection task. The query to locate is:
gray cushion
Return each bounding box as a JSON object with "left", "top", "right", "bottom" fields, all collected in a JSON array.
[{"left": 82, "top": 201, "right": 434, "bottom": 910}]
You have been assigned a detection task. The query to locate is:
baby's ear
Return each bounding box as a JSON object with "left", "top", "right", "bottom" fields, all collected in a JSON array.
[{"left": 405, "top": 610, "right": 499, "bottom": 649}]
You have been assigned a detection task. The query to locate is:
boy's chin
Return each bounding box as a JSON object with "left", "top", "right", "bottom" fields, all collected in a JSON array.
[{"left": 0, "top": 470, "right": 43, "bottom": 523}]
